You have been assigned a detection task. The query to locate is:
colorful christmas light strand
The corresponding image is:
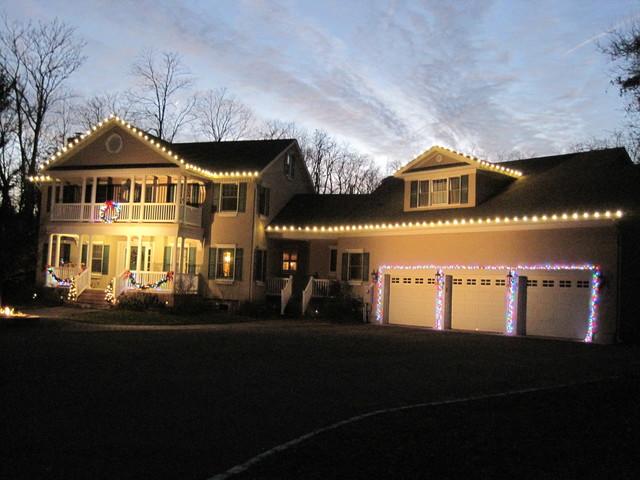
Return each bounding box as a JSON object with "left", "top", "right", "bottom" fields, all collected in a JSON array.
[{"left": 375, "top": 263, "right": 601, "bottom": 343}]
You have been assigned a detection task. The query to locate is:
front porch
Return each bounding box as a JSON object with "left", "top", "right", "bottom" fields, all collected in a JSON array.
[{"left": 44, "top": 231, "right": 204, "bottom": 303}]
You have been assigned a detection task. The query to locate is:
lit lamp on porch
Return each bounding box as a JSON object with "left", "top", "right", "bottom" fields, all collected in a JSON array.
[{"left": 223, "top": 251, "right": 232, "bottom": 277}]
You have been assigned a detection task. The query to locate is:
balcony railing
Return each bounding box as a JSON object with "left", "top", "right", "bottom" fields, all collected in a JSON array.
[{"left": 50, "top": 202, "right": 202, "bottom": 227}]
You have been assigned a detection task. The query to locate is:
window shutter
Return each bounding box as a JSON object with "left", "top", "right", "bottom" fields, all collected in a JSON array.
[
  {"left": 265, "top": 188, "right": 270, "bottom": 216},
  {"left": 81, "top": 244, "right": 88, "bottom": 266},
  {"left": 208, "top": 248, "right": 217, "bottom": 279},
  {"left": 162, "top": 246, "right": 172, "bottom": 271},
  {"left": 410, "top": 181, "right": 418, "bottom": 208},
  {"left": 42, "top": 243, "right": 48, "bottom": 269},
  {"left": 235, "top": 248, "right": 243, "bottom": 281},
  {"left": 461, "top": 175, "right": 469, "bottom": 204},
  {"left": 101, "top": 245, "right": 110, "bottom": 275},
  {"left": 291, "top": 156, "right": 295, "bottom": 177},
  {"left": 254, "top": 249, "right": 261, "bottom": 281},
  {"left": 341, "top": 253, "right": 348, "bottom": 281},
  {"left": 212, "top": 183, "right": 220, "bottom": 212},
  {"left": 362, "top": 252, "right": 370, "bottom": 282},
  {"left": 238, "top": 183, "right": 247, "bottom": 212},
  {"left": 283, "top": 156, "right": 289, "bottom": 174}
]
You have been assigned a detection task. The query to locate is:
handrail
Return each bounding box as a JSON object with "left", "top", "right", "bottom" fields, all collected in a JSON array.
[
  {"left": 312, "top": 278, "right": 334, "bottom": 297},
  {"left": 301, "top": 276, "right": 314, "bottom": 316},
  {"left": 266, "top": 277, "right": 287, "bottom": 295},
  {"left": 281, "top": 275, "right": 293, "bottom": 315},
  {"left": 75, "top": 268, "right": 91, "bottom": 296}
]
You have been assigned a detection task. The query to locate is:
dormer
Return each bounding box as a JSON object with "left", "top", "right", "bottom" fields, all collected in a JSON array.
[{"left": 395, "top": 146, "right": 522, "bottom": 212}]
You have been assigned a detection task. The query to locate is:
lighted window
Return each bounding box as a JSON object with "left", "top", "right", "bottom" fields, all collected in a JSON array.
[
  {"left": 431, "top": 179, "right": 448, "bottom": 205},
  {"left": 217, "top": 248, "right": 235, "bottom": 279},
  {"left": 220, "top": 184, "right": 239, "bottom": 212},
  {"left": 282, "top": 250, "right": 298, "bottom": 272}
]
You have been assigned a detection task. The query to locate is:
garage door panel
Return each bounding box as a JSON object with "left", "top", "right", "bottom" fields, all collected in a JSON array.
[
  {"left": 451, "top": 273, "right": 508, "bottom": 333},
  {"left": 388, "top": 272, "right": 436, "bottom": 327},
  {"left": 526, "top": 273, "right": 591, "bottom": 340}
]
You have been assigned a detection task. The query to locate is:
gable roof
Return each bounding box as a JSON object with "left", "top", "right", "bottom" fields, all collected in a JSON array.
[
  {"left": 395, "top": 145, "right": 523, "bottom": 178},
  {"left": 269, "top": 148, "right": 638, "bottom": 232},
  {"left": 40, "top": 115, "right": 296, "bottom": 178}
]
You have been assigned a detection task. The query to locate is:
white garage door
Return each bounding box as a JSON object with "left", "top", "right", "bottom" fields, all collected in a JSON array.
[
  {"left": 388, "top": 270, "right": 437, "bottom": 327},
  {"left": 451, "top": 272, "right": 508, "bottom": 333},
  {"left": 525, "top": 271, "right": 592, "bottom": 340}
]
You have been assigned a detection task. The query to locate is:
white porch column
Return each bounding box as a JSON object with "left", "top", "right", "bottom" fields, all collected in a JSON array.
[
  {"left": 90, "top": 176, "right": 97, "bottom": 221},
  {"left": 55, "top": 234, "right": 62, "bottom": 267},
  {"left": 135, "top": 235, "right": 142, "bottom": 272},
  {"left": 175, "top": 176, "right": 183, "bottom": 222},
  {"left": 125, "top": 235, "right": 131, "bottom": 272},
  {"left": 80, "top": 177, "right": 87, "bottom": 221},
  {"left": 75, "top": 234, "right": 83, "bottom": 268},
  {"left": 87, "top": 235, "right": 94, "bottom": 275},
  {"left": 129, "top": 176, "right": 135, "bottom": 221},
  {"left": 140, "top": 175, "right": 146, "bottom": 221},
  {"left": 171, "top": 235, "right": 179, "bottom": 273},
  {"left": 177, "top": 236, "right": 184, "bottom": 274},
  {"left": 47, "top": 233, "right": 54, "bottom": 266},
  {"left": 51, "top": 180, "right": 57, "bottom": 220}
]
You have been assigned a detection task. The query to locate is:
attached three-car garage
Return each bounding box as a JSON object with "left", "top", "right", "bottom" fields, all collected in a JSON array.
[{"left": 383, "top": 266, "right": 595, "bottom": 341}]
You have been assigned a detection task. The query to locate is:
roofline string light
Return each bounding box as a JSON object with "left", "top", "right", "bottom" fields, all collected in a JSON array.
[
  {"left": 401, "top": 145, "right": 523, "bottom": 178},
  {"left": 375, "top": 263, "right": 601, "bottom": 343},
  {"left": 266, "top": 210, "right": 624, "bottom": 234},
  {"left": 37, "top": 114, "right": 260, "bottom": 179}
]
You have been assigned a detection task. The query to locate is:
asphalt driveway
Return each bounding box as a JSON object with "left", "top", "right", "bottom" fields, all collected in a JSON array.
[{"left": 2, "top": 316, "right": 639, "bottom": 479}]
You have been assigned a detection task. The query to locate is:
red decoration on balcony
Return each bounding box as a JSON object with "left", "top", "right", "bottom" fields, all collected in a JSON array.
[{"left": 99, "top": 200, "right": 121, "bottom": 223}]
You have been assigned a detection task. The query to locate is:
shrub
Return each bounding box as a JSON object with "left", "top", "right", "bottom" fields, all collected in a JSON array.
[
  {"left": 312, "top": 283, "right": 364, "bottom": 323},
  {"left": 117, "top": 293, "right": 164, "bottom": 311},
  {"left": 171, "top": 295, "right": 212, "bottom": 315},
  {"left": 237, "top": 300, "right": 274, "bottom": 319}
]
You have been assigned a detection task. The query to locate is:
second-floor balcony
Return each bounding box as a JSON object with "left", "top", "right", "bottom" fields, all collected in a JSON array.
[
  {"left": 45, "top": 173, "right": 206, "bottom": 227},
  {"left": 51, "top": 202, "right": 202, "bottom": 226}
]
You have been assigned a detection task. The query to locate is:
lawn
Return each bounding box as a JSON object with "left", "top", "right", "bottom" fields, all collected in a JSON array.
[
  {"left": 66, "top": 307, "right": 256, "bottom": 325},
  {"left": 1, "top": 314, "right": 639, "bottom": 479}
]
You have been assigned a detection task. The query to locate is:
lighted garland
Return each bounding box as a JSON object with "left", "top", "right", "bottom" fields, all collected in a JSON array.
[
  {"left": 505, "top": 270, "right": 518, "bottom": 335},
  {"left": 99, "top": 200, "right": 121, "bottom": 223},
  {"left": 124, "top": 270, "right": 174, "bottom": 290},
  {"left": 105, "top": 279, "right": 115, "bottom": 305},
  {"left": 375, "top": 263, "right": 601, "bottom": 343},
  {"left": 67, "top": 277, "right": 78, "bottom": 302},
  {"left": 47, "top": 267, "right": 72, "bottom": 287}
]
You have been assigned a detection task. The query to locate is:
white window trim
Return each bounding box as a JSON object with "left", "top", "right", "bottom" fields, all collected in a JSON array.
[
  {"left": 345, "top": 249, "right": 365, "bottom": 285},
  {"left": 218, "top": 182, "right": 240, "bottom": 217},
  {"left": 213, "top": 243, "right": 237, "bottom": 284},
  {"left": 410, "top": 175, "right": 469, "bottom": 210}
]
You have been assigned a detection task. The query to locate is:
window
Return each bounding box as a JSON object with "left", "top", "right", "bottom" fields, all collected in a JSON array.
[
  {"left": 60, "top": 243, "right": 71, "bottom": 264},
  {"left": 431, "top": 179, "right": 448, "bottom": 205},
  {"left": 254, "top": 249, "right": 267, "bottom": 282},
  {"left": 221, "top": 184, "right": 239, "bottom": 212},
  {"left": 208, "top": 246, "right": 243, "bottom": 281},
  {"left": 577, "top": 280, "right": 590, "bottom": 288},
  {"left": 542, "top": 280, "right": 555, "bottom": 288},
  {"left": 213, "top": 182, "right": 247, "bottom": 213},
  {"left": 284, "top": 153, "right": 295, "bottom": 178},
  {"left": 409, "top": 174, "right": 470, "bottom": 209},
  {"left": 402, "top": 277, "right": 411, "bottom": 284},
  {"left": 410, "top": 180, "right": 430, "bottom": 208},
  {"left": 329, "top": 247, "right": 337, "bottom": 273},
  {"left": 258, "top": 185, "right": 270, "bottom": 216},
  {"left": 91, "top": 244, "right": 110, "bottom": 274},
  {"left": 129, "top": 246, "right": 151, "bottom": 272},
  {"left": 282, "top": 250, "right": 298, "bottom": 272},
  {"left": 341, "top": 251, "right": 370, "bottom": 282}
]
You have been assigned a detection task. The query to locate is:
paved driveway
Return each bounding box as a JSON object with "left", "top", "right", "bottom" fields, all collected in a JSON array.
[{"left": 2, "top": 317, "right": 639, "bottom": 479}]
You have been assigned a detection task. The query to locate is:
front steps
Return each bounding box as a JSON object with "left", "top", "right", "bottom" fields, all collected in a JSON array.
[{"left": 76, "top": 288, "right": 108, "bottom": 308}]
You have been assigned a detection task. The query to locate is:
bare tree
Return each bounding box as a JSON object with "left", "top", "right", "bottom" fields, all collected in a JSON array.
[
  {"left": 0, "top": 16, "right": 86, "bottom": 215},
  {"left": 570, "top": 131, "right": 639, "bottom": 162},
  {"left": 74, "top": 91, "right": 135, "bottom": 130},
  {"left": 129, "top": 50, "right": 196, "bottom": 141},
  {"left": 259, "top": 119, "right": 301, "bottom": 140},
  {"left": 197, "top": 88, "right": 254, "bottom": 141}
]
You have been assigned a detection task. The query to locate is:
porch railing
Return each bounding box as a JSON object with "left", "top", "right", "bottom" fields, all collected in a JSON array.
[
  {"left": 301, "top": 276, "right": 314, "bottom": 316},
  {"left": 46, "top": 265, "right": 80, "bottom": 287},
  {"left": 51, "top": 202, "right": 201, "bottom": 226},
  {"left": 312, "top": 278, "right": 335, "bottom": 298},
  {"left": 281, "top": 275, "right": 293, "bottom": 315},
  {"left": 75, "top": 268, "right": 90, "bottom": 296},
  {"left": 174, "top": 272, "right": 200, "bottom": 294},
  {"left": 266, "top": 277, "right": 288, "bottom": 295}
]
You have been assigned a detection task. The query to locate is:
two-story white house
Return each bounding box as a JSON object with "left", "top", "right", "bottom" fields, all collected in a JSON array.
[{"left": 33, "top": 115, "right": 640, "bottom": 344}]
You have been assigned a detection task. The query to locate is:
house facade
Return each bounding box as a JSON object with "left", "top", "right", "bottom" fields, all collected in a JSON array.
[{"left": 33, "top": 115, "right": 640, "bottom": 344}]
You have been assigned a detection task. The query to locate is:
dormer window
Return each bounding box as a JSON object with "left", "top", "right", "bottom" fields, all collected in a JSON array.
[{"left": 410, "top": 175, "right": 469, "bottom": 209}]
